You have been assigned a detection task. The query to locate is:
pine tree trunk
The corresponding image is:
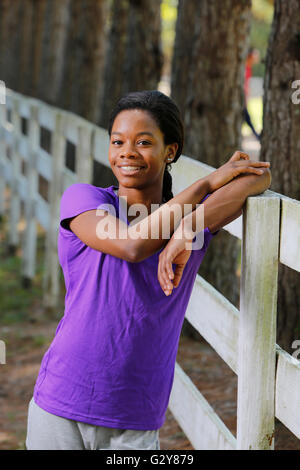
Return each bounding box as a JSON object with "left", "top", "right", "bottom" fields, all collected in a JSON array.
[
  {"left": 121, "top": 0, "right": 163, "bottom": 95},
  {"left": 38, "top": 0, "right": 71, "bottom": 105},
  {"left": 170, "top": 0, "right": 198, "bottom": 116},
  {"left": 171, "top": 1, "right": 251, "bottom": 340},
  {"left": 99, "top": 0, "right": 163, "bottom": 129},
  {"left": 77, "top": 0, "right": 108, "bottom": 122},
  {"left": 0, "top": 0, "right": 23, "bottom": 91},
  {"left": 59, "top": 0, "right": 108, "bottom": 122},
  {"left": 260, "top": 0, "right": 300, "bottom": 353},
  {"left": 98, "top": 0, "right": 130, "bottom": 128}
]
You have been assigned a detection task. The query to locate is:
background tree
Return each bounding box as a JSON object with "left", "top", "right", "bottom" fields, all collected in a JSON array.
[
  {"left": 98, "top": 0, "right": 164, "bottom": 128},
  {"left": 171, "top": 1, "right": 252, "bottom": 330},
  {"left": 260, "top": 0, "right": 300, "bottom": 353},
  {"left": 59, "top": 0, "right": 108, "bottom": 122},
  {"left": 170, "top": 0, "right": 198, "bottom": 117}
]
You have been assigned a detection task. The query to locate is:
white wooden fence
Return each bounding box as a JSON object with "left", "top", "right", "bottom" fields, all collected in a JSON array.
[{"left": 1, "top": 88, "right": 300, "bottom": 450}]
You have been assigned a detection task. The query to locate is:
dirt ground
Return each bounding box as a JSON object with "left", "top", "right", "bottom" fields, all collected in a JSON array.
[{"left": 1, "top": 311, "right": 300, "bottom": 450}]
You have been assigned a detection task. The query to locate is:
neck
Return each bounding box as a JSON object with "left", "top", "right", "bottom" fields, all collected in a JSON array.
[{"left": 115, "top": 185, "right": 165, "bottom": 222}]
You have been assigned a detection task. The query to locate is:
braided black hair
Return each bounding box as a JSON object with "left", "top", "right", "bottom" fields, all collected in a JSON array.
[{"left": 107, "top": 90, "right": 184, "bottom": 203}]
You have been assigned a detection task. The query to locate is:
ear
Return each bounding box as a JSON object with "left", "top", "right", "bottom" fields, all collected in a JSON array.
[{"left": 165, "top": 143, "right": 178, "bottom": 164}]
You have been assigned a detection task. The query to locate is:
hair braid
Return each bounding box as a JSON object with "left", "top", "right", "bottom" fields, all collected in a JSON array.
[{"left": 162, "top": 163, "right": 173, "bottom": 203}]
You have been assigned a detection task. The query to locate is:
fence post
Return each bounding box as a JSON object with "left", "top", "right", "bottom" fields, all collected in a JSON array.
[
  {"left": 76, "top": 125, "right": 93, "bottom": 183},
  {"left": 42, "top": 112, "right": 66, "bottom": 309},
  {"left": 237, "top": 193, "right": 280, "bottom": 449},
  {"left": 21, "top": 104, "right": 39, "bottom": 287},
  {"left": 8, "top": 98, "right": 22, "bottom": 255},
  {"left": 0, "top": 100, "right": 6, "bottom": 218}
]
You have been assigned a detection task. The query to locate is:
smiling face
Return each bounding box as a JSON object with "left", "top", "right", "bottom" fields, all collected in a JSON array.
[{"left": 109, "top": 109, "right": 178, "bottom": 193}]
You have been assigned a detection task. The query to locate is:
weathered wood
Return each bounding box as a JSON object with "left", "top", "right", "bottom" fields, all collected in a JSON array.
[
  {"left": 237, "top": 194, "right": 280, "bottom": 450},
  {"left": 42, "top": 112, "right": 66, "bottom": 308},
  {"left": 0, "top": 99, "right": 6, "bottom": 215},
  {"left": 279, "top": 195, "right": 300, "bottom": 272},
  {"left": 185, "top": 274, "right": 239, "bottom": 373},
  {"left": 169, "top": 362, "right": 236, "bottom": 450},
  {"left": 275, "top": 345, "right": 300, "bottom": 439},
  {"left": 8, "top": 98, "right": 22, "bottom": 252},
  {"left": 21, "top": 104, "right": 39, "bottom": 283}
]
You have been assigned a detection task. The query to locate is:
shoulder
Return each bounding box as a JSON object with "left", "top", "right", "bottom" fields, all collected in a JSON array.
[
  {"left": 61, "top": 183, "right": 114, "bottom": 206},
  {"left": 59, "top": 183, "right": 116, "bottom": 233}
]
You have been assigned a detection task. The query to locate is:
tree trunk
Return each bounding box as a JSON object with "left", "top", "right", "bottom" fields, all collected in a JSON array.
[
  {"left": 99, "top": 0, "right": 163, "bottom": 129},
  {"left": 38, "top": 0, "right": 71, "bottom": 105},
  {"left": 121, "top": 0, "right": 163, "bottom": 96},
  {"left": 260, "top": 0, "right": 300, "bottom": 353},
  {"left": 170, "top": 0, "right": 199, "bottom": 117},
  {"left": 98, "top": 0, "right": 130, "bottom": 128},
  {"left": 59, "top": 0, "right": 108, "bottom": 122},
  {"left": 171, "top": 1, "right": 251, "bottom": 340},
  {"left": 0, "top": 0, "right": 23, "bottom": 91}
]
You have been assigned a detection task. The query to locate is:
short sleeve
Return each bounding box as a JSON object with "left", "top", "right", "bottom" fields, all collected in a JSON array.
[
  {"left": 59, "top": 183, "right": 115, "bottom": 235},
  {"left": 200, "top": 192, "right": 220, "bottom": 237}
]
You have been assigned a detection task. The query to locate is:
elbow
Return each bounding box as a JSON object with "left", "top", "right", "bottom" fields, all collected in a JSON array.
[
  {"left": 246, "top": 167, "right": 272, "bottom": 197},
  {"left": 127, "top": 243, "right": 141, "bottom": 263}
]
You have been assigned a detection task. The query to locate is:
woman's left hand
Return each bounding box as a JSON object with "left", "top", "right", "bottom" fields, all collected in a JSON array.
[{"left": 158, "top": 229, "right": 193, "bottom": 296}]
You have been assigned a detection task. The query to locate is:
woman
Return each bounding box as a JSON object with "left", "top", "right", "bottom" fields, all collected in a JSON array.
[{"left": 26, "top": 90, "right": 271, "bottom": 450}]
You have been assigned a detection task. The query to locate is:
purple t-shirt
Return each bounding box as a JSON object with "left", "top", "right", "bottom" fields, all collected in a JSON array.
[{"left": 33, "top": 183, "right": 219, "bottom": 430}]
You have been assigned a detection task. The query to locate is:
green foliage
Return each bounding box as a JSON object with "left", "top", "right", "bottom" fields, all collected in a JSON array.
[
  {"left": 161, "top": 0, "right": 178, "bottom": 72},
  {"left": 250, "top": 0, "right": 274, "bottom": 77},
  {"left": 0, "top": 218, "right": 44, "bottom": 325}
]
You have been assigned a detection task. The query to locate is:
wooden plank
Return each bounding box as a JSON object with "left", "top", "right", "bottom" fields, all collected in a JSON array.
[
  {"left": 8, "top": 98, "right": 22, "bottom": 249},
  {"left": 169, "top": 362, "right": 236, "bottom": 450},
  {"left": 76, "top": 125, "right": 93, "bottom": 183},
  {"left": 21, "top": 104, "right": 39, "bottom": 280},
  {"left": 0, "top": 101, "right": 6, "bottom": 215},
  {"left": 172, "top": 155, "right": 244, "bottom": 239},
  {"left": 42, "top": 112, "right": 66, "bottom": 308},
  {"left": 275, "top": 345, "right": 300, "bottom": 439},
  {"left": 279, "top": 195, "right": 300, "bottom": 273},
  {"left": 237, "top": 194, "right": 280, "bottom": 449},
  {"left": 35, "top": 193, "right": 50, "bottom": 230},
  {"left": 92, "top": 126, "right": 110, "bottom": 166},
  {"left": 185, "top": 275, "right": 239, "bottom": 374}
]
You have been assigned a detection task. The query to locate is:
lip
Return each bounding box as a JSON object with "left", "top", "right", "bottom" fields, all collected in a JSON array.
[
  {"left": 117, "top": 164, "right": 146, "bottom": 168},
  {"left": 118, "top": 166, "right": 146, "bottom": 175}
]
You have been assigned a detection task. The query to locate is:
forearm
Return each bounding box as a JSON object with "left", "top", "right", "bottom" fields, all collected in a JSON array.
[
  {"left": 130, "top": 176, "right": 211, "bottom": 260},
  {"left": 179, "top": 168, "right": 272, "bottom": 237}
]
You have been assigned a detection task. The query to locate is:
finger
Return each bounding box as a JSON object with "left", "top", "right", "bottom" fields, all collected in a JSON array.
[
  {"left": 159, "top": 255, "right": 174, "bottom": 295},
  {"left": 229, "top": 151, "right": 250, "bottom": 162},
  {"left": 173, "top": 265, "right": 185, "bottom": 288},
  {"left": 235, "top": 160, "right": 270, "bottom": 167},
  {"left": 239, "top": 166, "right": 266, "bottom": 175}
]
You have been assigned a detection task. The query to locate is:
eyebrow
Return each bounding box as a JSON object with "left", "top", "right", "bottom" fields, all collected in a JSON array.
[{"left": 111, "top": 131, "right": 154, "bottom": 137}]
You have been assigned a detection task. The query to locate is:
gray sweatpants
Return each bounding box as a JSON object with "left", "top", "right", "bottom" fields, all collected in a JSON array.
[{"left": 26, "top": 397, "right": 160, "bottom": 450}]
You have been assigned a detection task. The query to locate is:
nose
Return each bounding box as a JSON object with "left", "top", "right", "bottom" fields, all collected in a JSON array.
[{"left": 120, "top": 141, "right": 139, "bottom": 158}]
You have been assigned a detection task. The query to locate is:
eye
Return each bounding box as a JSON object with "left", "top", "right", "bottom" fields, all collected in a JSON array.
[
  {"left": 138, "top": 140, "right": 151, "bottom": 145},
  {"left": 112, "top": 140, "right": 122, "bottom": 145}
]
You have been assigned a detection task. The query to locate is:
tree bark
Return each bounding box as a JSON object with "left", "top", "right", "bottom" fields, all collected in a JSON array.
[
  {"left": 260, "top": 0, "right": 300, "bottom": 353},
  {"left": 98, "top": 0, "right": 163, "bottom": 129},
  {"left": 171, "top": 1, "right": 251, "bottom": 324},
  {"left": 98, "top": 0, "right": 130, "bottom": 128},
  {"left": 59, "top": 0, "right": 108, "bottom": 122},
  {"left": 170, "top": 0, "right": 199, "bottom": 117},
  {"left": 122, "top": 0, "right": 163, "bottom": 95},
  {"left": 0, "top": 0, "right": 23, "bottom": 91},
  {"left": 38, "top": 0, "right": 71, "bottom": 105}
]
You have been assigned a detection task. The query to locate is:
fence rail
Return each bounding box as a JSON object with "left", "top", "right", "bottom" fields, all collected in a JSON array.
[{"left": 1, "top": 88, "right": 300, "bottom": 449}]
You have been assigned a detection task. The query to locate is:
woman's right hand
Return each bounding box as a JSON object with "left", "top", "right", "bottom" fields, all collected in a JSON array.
[{"left": 206, "top": 151, "right": 271, "bottom": 193}]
